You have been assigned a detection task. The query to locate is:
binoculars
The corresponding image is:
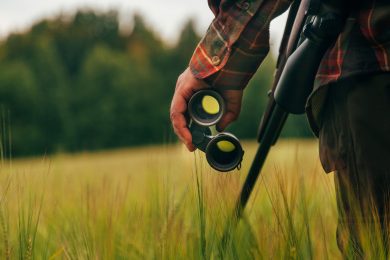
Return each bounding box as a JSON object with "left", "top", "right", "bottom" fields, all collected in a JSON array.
[{"left": 188, "top": 89, "right": 244, "bottom": 172}]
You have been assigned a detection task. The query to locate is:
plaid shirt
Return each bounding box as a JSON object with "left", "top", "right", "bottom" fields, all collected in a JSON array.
[{"left": 189, "top": 0, "right": 390, "bottom": 134}]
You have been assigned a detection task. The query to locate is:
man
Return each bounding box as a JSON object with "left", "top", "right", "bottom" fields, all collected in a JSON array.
[{"left": 170, "top": 0, "right": 390, "bottom": 256}]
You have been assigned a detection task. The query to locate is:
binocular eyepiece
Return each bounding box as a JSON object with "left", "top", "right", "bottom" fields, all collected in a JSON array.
[{"left": 188, "top": 90, "right": 244, "bottom": 172}]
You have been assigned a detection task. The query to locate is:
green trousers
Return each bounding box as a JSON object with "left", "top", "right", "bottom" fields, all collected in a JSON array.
[{"left": 319, "top": 72, "right": 390, "bottom": 258}]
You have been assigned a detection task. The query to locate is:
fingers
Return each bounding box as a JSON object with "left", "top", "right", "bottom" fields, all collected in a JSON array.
[
  {"left": 170, "top": 89, "right": 195, "bottom": 151},
  {"left": 170, "top": 68, "right": 243, "bottom": 151},
  {"left": 170, "top": 110, "right": 195, "bottom": 151},
  {"left": 217, "top": 111, "right": 239, "bottom": 132},
  {"left": 216, "top": 90, "right": 243, "bottom": 132},
  {"left": 170, "top": 68, "right": 207, "bottom": 151}
]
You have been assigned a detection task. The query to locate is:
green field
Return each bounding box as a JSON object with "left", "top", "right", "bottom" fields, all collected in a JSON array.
[{"left": 0, "top": 140, "right": 344, "bottom": 259}]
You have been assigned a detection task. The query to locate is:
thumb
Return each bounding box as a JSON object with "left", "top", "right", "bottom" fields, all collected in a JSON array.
[
  {"left": 216, "top": 111, "right": 239, "bottom": 132},
  {"left": 216, "top": 90, "right": 243, "bottom": 132}
]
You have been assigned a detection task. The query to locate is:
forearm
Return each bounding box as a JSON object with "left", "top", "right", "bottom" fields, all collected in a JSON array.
[{"left": 190, "top": 0, "right": 292, "bottom": 90}]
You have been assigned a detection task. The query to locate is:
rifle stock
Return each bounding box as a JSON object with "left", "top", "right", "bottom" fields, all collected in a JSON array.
[{"left": 258, "top": 0, "right": 307, "bottom": 143}]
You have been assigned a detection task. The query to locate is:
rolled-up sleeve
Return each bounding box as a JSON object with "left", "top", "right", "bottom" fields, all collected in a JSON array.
[{"left": 190, "top": 0, "right": 292, "bottom": 90}]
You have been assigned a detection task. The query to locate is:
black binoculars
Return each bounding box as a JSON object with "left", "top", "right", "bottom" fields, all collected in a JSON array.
[{"left": 188, "top": 90, "right": 244, "bottom": 172}]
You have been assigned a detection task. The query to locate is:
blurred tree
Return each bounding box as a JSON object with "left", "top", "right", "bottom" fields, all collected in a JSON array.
[
  {"left": 28, "top": 35, "right": 70, "bottom": 152},
  {"left": 126, "top": 14, "right": 165, "bottom": 68},
  {"left": 54, "top": 10, "right": 124, "bottom": 76},
  {"left": 0, "top": 61, "right": 42, "bottom": 156},
  {"left": 171, "top": 19, "right": 201, "bottom": 69},
  {"left": 3, "top": 30, "right": 71, "bottom": 154},
  {"left": 230, "top": 56, "right": 276, "bottom": 139},
  {"left": 0, "top": 10, "right": 313, "bottom": 157},
  {"left": 72, "top": 45, "right": 163, "bottom": 149}
]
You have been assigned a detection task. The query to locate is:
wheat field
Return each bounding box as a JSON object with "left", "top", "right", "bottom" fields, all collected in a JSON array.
[{"left": 0, "top": 140, "right": 346, "bottom": 259}]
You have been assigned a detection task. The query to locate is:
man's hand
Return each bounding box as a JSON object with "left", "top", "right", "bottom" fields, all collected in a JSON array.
[{"left": 170, "top": 67, "right": 243, "bottom": 151}]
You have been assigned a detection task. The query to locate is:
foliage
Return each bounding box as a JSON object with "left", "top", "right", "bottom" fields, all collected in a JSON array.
[
  {"left": 1, "top": 141, "right": 386, "bottom": 258},
  {"left": 0, "top": 10, "right": 312, "bottom": 157}
]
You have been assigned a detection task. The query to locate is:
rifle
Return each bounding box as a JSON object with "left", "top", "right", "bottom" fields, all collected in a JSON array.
[{"left": 220, "top": 0, "right": 348, "bottom": 246}]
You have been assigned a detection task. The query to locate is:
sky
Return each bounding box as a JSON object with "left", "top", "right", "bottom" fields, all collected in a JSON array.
[{"left": 0, "top": 0, "right": 288, "bottom": 55}]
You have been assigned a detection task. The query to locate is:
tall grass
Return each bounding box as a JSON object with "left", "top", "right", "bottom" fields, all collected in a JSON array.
[{"left": 0, "top": 140, "right": 387, "bottom": 258}]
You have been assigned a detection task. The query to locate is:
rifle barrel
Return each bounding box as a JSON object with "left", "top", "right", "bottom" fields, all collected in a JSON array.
[{"left": 220, "top": 104, "right": 287, "bottom": 247}]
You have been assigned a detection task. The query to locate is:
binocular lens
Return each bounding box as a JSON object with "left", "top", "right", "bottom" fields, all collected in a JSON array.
[
  {"left": 216, "top": 140, "right": 236, "bottom": 152},
  {"left": 188, "top": 90, "right": 224, "bottom": 126},
  {"left": 201, "top": 95, "right": 220, "bottom": 115},
  {"left": 206, "top": 134, "right": 243, "bottom": 172}
]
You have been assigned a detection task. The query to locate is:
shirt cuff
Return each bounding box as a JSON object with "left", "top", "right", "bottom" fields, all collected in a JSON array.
[
  {"left": 189, "top": 0, "right": 291, "bottom": 90},
  {"left": 202, "top": 45, "right": 270, "bottom": 90},
  {"left": 189, "top": 0, "right": 265, "bottom": 88}
]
